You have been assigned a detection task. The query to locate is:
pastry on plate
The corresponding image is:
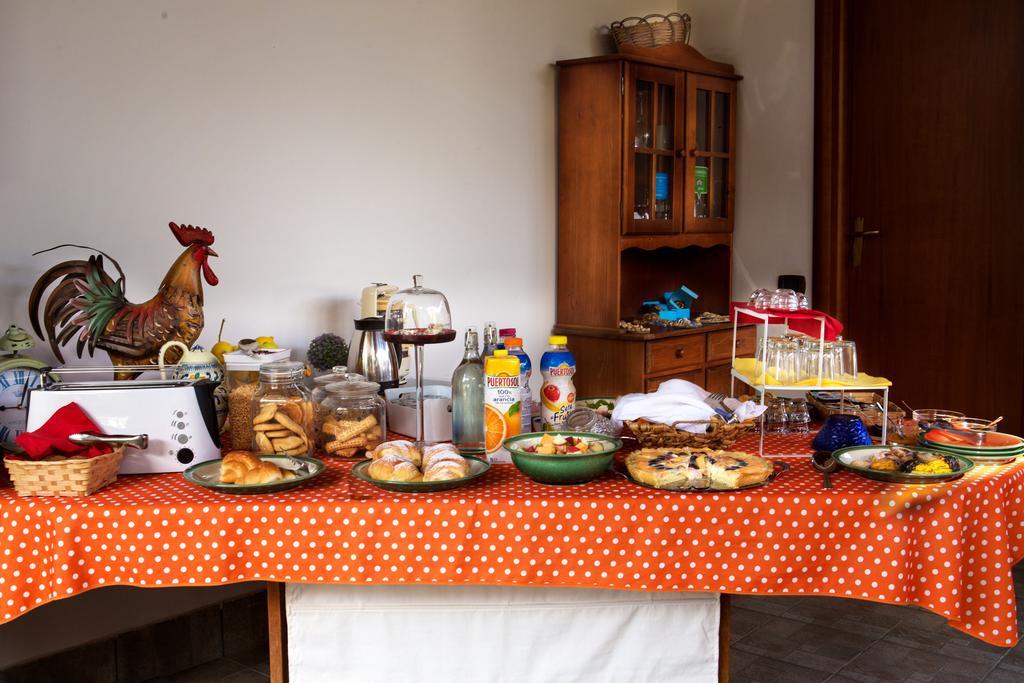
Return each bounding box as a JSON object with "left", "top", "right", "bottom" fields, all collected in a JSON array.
[{"left": 626, "top": 447, "right": 774, "bottom": 490}]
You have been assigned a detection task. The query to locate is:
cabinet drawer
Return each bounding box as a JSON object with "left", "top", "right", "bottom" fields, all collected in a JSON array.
[
  {"left": 707, "top": 326, "right": 756, "bottom": 363},
  {"left": 704, "top": 363, "right": 732, "bottom": 396},
  {"left": 645, "top": 368, "right": 704, "bottom": 393},
  {"left": 646, "top": 335, "right": 705, "bottom": 374}
]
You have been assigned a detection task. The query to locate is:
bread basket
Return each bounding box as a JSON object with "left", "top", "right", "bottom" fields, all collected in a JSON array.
[
  {"left": 626, "top": 417, "right": 755, "bottom": 450},
  {"left": 607, "top": 13, "right": 691, "bottom": 50},
  {"left": 4, "top": 446, "right": 126, "bottom": 497}
]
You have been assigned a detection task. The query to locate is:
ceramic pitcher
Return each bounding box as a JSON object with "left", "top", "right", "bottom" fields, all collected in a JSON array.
[{"left": 158, "top": 341, "right": 224, "bottom": 382}]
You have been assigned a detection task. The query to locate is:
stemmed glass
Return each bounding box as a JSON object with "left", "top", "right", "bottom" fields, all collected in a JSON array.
[{"left": 383, "top": 275, "right": 455, "bottom": 442}]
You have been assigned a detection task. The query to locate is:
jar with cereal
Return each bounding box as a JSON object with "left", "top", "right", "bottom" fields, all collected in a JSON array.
[
  {"left": 251, "top": 361, "right": 315, "bottom": 456},
  {"left": 224, "top": 347, "right": 292, "bottom": 451},
  {"left": 320, "top": 380, "right": 385, "bottom": 457}
]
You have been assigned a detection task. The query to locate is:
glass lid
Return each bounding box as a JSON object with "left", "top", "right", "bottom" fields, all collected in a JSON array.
[
  {"left": 383, "top": 274, "right": 455, "bottom": 344},
  {"left": 324, "top": 380, "right": 381, "bottom": 397}
]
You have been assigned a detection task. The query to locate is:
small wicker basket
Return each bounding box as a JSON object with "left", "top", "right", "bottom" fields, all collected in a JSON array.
[
  {"left": 626, "top": 417, "right": 755, "bottom": 450},
  {"left": 4, "top": 446, "right": 125, "bottom": 497},
  {"left": 608, "top": 13, "right": 692, "bottom": 50}
]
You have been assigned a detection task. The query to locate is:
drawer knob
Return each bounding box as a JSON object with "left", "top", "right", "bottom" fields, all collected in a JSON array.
[{"left": 675, "top": 348, "right": 686, "bottom": 358}]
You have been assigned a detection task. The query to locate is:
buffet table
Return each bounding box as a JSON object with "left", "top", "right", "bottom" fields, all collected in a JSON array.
[{"left": 2, "top": 433, "right": 1023, "bottom": 674}]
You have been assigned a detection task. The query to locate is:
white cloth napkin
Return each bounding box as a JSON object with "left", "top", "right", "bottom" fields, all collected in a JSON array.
[
  {"left": 612, "top": 380, "right": 767, "bottom": 433},
  {"left": 612, "top": 380, "right": 716, "bottom": 433}
]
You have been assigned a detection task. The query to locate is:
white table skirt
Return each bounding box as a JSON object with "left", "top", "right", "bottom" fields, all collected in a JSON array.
[{"left": 286, "top": 584, "right": 720, "bottom": 683}]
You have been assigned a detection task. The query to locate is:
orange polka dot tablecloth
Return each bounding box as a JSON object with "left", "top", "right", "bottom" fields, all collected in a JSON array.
[{"left": 2, "top": 434, "right": 1023, "bottom": 647}]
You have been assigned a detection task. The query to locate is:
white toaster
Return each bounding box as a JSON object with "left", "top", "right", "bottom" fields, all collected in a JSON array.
[{"left": 26, "top": 376, "right": 221, "bottom": 474}]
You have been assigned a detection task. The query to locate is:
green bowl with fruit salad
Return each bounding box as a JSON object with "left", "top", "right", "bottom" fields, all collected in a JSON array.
[{"left": 503, "top": 431, "right": 623, "bottom": 485}]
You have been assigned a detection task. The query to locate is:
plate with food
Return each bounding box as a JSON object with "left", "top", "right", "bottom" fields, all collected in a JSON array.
[
  {"left": 184, "top": 450, "right": 325, "bottom": 494},
  {"left": 351, "top": 441, "right": 490, "bottom": 493},
  {"left": 920, "top": 428, "right": 1023, "bottom": 450},
  {"left": 833, "top": 445, "right": 974, "bottom": 483},
  {"left": 614, "top": 447, "right": 786, "bottom": 492},
  {"left": 503, "top": 431, "right": 623, "bottom": 485}
]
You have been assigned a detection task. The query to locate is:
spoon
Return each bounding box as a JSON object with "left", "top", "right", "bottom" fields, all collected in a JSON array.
[
  {"left": 981, "top": 416, "right": 1004, "bottom": 430},
  {"left": 811, "top": 451, "right": 838, "bottom": 489}
]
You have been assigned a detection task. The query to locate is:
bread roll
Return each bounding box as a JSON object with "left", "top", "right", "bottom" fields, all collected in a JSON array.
[
  {"left": 371, "top": 440, "right": 422, "bottom": 467},
  {"left": 367, "top": 454, "right": 422, "bottom": 482}
]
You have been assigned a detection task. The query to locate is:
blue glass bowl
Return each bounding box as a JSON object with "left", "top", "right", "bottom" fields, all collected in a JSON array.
[{"left": 812, "top": 414, "right": 873, "bottom": 452}]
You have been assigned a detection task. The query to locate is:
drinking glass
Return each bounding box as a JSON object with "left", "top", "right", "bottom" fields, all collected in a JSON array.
[
  {"left": 797, "top": 292, "right": 810, "bottom": 310},
  {"left": 787, "top": 399, "right": 811, "bottom": 433},
  {"left": 748, "top": 288, "right": 772, "bottom": 309},
  {"left": 766, "top": 398, "right": 789, "bottom": 433},
  {"left": 766, "top": 338, "right": 799, "bottom": 385},
  {"left": 769, "top": 288, "right": 801, "bottom": 311},
  {"left": 797, "top": 338, "right": 825, "bottom": 382},
  {"left": 834, "top": 339, "right": 858, "bottom": 380}
]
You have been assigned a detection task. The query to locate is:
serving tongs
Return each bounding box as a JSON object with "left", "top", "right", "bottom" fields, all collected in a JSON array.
[{"left": 68, "top": 432, "right": 149, "bottom": 450}]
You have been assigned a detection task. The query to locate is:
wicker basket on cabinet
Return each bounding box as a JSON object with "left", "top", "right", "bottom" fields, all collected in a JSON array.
[{"left": 626, "top": 417, "right": 754, "bottom": 450}]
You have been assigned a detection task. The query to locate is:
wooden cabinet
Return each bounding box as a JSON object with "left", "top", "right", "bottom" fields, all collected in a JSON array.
[
  {"left": 555, "top": 43, "right": 744, "bottom": 396},
  {"left": 556, "top": 324, "right": 756, "bottom": 397},
  {"left": 556, "top": 43, "right": 740, "bottom": 331}
]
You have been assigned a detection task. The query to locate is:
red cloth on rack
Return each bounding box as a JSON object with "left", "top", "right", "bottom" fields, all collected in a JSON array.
[
  {"left": 730, "top": 302, "right": 845, "bottom": 341},
  {"left": 14, "top": 402, "right": 112, "bottom": 461}
]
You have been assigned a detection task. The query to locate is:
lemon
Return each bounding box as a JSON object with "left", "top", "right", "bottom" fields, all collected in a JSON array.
[
  {"left": 256, "top": 335, "right": 277, "bottom": 349},
  {"left": 211, "top": 341, "right": 237, "bottom": 363}
]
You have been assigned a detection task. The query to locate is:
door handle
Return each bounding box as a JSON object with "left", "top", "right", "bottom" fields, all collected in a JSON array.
[{"left": 848, "top": 217, "right": 881, "bottom": 267}]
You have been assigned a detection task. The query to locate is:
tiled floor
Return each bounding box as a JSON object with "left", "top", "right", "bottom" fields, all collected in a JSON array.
[
  {"left": 729, "top": 560, "right": 1024, "bottom": 682},
  {"left": 165, "top": 563, "right": 1024, "bottom": 683}
]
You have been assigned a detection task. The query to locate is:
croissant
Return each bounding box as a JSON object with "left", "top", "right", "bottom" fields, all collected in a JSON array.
[
  {"left": 239, "top": 461, "right": 292, "bottom": 485},
  {"left": 220, "top": 450, "right": 262, "bottom": 483},
  {"left": 423, "top": 461, "right": 468, "bottom": 482},
  {"left": 371, "top": 440, "right": 422, "bottom": 467},
  {"left": 367, "top": 454, "right": 422, "bottom": 482},
  {"left": 422, "top": 444, "right": 464, "bottom": 471}
]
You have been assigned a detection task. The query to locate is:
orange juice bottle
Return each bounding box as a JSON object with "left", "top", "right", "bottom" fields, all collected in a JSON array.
[{"left": 483, "top": 349, "right": 521, "bottom": 463}]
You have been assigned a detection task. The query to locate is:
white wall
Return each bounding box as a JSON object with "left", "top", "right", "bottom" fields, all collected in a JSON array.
[
  {"left": 1, "top": 0, "right": 677, "bottom": 377},
  {"left": 0, "top": 0, "right": 678, "bottom": 664},
  {"left": 682, "top": 0, "right": 815, "bottom": 300}
]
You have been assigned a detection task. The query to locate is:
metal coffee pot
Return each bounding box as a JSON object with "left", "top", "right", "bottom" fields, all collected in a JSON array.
[{"left": 347, "top": 318, "right": 399, "bottom": 390}]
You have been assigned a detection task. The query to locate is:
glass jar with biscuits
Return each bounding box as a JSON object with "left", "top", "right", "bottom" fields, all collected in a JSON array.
[
  {"left": 251, "top": 361, "right": 315, "bottom": 457},
  {"left": 320, "top": 380, "right": 385, "bottom": 458},
  {"left": 224, "top": 347, "right": 292, "bottom": 451}
]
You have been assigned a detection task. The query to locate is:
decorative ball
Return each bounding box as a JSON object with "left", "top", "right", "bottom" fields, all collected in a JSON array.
[{"left": 307, "top": 333, "right": 349, "bottom": 372}]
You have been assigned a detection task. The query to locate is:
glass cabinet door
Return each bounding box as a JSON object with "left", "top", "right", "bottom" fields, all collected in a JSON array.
[
  {"left": 685, "top": 74, "right": 736, "bottom": 233},
  {"left": 624, "top": 65, "right": 683, "bottom": 235}
]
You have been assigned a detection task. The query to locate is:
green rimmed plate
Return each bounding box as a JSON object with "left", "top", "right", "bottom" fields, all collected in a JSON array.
[
  {"left": 834, "top": 445, "right": 974, "bottom": 484},
  {"left": 916, "top": 434, "right": 1023, "bottom": 465},
  {"left": 503, "top": 431, "right": 623, "bottom": 485},
  {"left": 350, "top": 455, "right": 490, "bottom": 493},
  {"left": 183, "top": 455, "right": 325, "bottom": 494}
]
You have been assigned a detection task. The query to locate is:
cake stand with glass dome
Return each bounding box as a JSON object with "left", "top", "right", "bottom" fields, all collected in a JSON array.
[{"left": 383, "top": 275, "right": 455, "bottom": 442}]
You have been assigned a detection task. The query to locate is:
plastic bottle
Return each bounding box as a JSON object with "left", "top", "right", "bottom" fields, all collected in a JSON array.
[
  {"left": 451, "top": 327, "right": 484, "bottom": 453},
  {"left": 484, "top": 349, "right": 522, "bottom": 462},
  {"left": 539, "top": 336, "right": 576, "bottom": 430},
  {"left": 502, "top": 336, "right": 532, "bottom": 433},
  {"left": 497, "top": 328, "right": 516, "bottom": 352}
]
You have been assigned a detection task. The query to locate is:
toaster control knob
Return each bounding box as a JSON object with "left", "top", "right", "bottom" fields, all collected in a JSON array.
[{"left": 177, "top": 448, "right": 195, "bottom": 464}]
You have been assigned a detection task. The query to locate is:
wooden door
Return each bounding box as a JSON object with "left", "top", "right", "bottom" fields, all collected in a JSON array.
[
  {"left": 623, "top": 64, "right": 684, "bottom": 235},
  {"left": 839, "top": 0, "right": 1024, "bottom": 431},
  {"left": 684, "top": 74, "right": 736, "bottom": 233}
]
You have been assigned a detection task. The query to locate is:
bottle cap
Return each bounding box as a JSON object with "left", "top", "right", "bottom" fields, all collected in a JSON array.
[
  {"left": 549, "top": 335, "right": 568, "bottom": 345},
  {"left": 498, "top": 328, "right": 517, "bottom": 338},
  {"left": 504, "top": 337, "right": 523, "bottom": 347},
  {"left": 493, "top": 349, "right": 509, "bottom": 357}
]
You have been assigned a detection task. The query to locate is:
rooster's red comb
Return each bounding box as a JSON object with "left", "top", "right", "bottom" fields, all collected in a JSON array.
[{"left": 169, "top": 222, "right": 215, "bottom": 247}]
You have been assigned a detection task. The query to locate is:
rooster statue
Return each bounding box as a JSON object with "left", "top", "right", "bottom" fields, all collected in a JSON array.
[{"left": 28, "top": 222, "right": 219, "bottom": 380}]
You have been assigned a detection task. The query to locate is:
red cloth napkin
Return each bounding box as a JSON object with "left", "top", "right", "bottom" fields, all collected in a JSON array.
[
  {"left": 730, "top": 302, "right": 845, "bottom": 341},
  {"left": 14, "top": 402, "right": 112, "bottom": 461}
]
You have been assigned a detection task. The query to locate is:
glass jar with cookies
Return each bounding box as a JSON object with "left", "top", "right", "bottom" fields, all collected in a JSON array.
[
  {"left": 320, "top": 380, "right": 385, "bottom": 457},
  {"left": 251, "top": 361, "right": 315, "bottom": 457}
]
